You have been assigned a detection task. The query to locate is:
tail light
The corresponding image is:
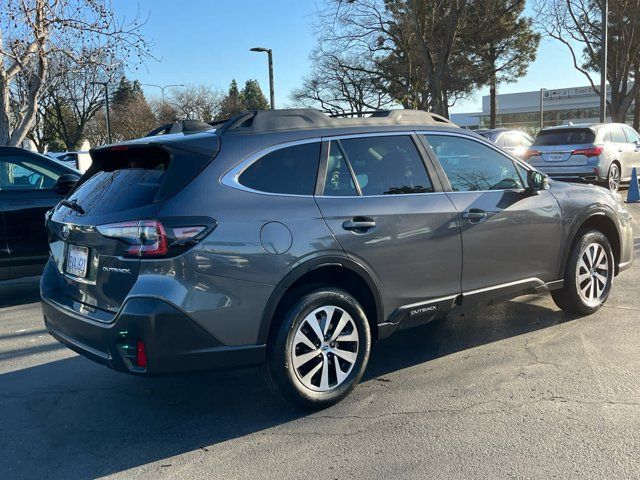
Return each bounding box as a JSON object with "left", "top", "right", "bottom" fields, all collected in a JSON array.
[
  {"left": 572, "top": 146, "right": 603, "bottom": 157},
  {"left": 524, "top": 149, "right": 541, "bottom": 160},
  {"left": 97, "top": 219, "right": 211, "bottom": 258}
]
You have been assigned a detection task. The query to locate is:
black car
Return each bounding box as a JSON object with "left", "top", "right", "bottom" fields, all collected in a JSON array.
[{"left": 0, "top": 147, "right": 79, "bottom": 281}]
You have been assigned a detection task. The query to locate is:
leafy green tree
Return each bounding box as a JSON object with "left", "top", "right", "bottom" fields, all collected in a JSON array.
[
  {"left": 112, "top": 77, "right": 144, "bottom": 107},
  {"left": 467, "top": 0, "right": 540, "bottom": 128},
  {"left": 217, "top": 79, "right": 246, "bottom": 119},
  {"left": 241, "top": 79, "right": 269, "bottom": 110}
]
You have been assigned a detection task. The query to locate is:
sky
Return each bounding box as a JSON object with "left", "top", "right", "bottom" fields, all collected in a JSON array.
[{"left": 113, "top": 0, "right": 590, "bottom": 114}]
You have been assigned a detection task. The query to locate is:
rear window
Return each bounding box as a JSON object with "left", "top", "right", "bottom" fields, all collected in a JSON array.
[
  {"left": 73, "top": 138, "right": 220, "bottom": 209},
  {"left": 238, "top": 142, "right": 321, "bottom": 195},
  {"left": 68, "top": 169, "right": 164, "bottom": 214},
  {"left": 533, "top": 129, "right": 595, "bottom": 146}
]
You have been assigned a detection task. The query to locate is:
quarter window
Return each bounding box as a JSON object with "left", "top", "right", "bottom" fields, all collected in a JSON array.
[
  {"left": 610, "top": 126, "right": 627, "bottom": 143},
  {"left": 423, "top": 134, "right": 524, "bottom": 192},
  {"left": 238, "top": 142, "right": 321, "bottom": 195},
  {"left": 336, "top": 135, "right": 433, "bottom": 196}
]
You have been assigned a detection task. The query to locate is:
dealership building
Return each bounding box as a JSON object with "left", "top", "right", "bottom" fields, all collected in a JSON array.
[{"left": 451, "top": 84, "right": 635, "bottom": 134}]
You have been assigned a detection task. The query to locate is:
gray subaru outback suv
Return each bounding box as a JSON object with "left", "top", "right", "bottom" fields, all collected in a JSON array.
[{"left": 41, "top": 109, "right": 634, "bottom": 408}]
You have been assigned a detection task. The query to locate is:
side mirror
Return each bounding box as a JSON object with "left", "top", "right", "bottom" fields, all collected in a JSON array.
[
  {"left": 54, "top": 173, "right": 80, "bottom": 195},
  {"left": 526, "top": 170, "right": 549, "bottom": 192}
]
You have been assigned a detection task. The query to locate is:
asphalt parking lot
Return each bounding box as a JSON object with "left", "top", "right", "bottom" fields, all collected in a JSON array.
[{"left": 1, "top": 204, "right": 639, "bottom": 480}]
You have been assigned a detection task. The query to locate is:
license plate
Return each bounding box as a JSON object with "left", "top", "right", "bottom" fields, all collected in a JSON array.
[
  {"left": 66, "top": 244, "right": 89, "bottom": 278},
  {"left": 547, "top": 153, "right": 565, "bottom": 162}
]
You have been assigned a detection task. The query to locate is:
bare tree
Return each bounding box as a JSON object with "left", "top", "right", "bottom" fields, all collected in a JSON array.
[
  {"left": 536, "top": 0, "right": 640, "bottom": 122},
  {"left": 42, "top": 55, "right": 121, "bottom": 149},
  {"left": 291, "top": 48, "right": 395, "bottom": 115},
  {"left": 0, "top": 0, "right": 149, "bottom": 146},
  {"left": 166, "top": 84, "right": 223, "bottom": 122},
  {"left": 308, "top": 0, "right": 484, "bottom": 116}
]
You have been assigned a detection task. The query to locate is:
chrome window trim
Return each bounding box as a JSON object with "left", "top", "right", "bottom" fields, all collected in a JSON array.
[
  {"left": 220, "top": 130, "right": 450, "bottom": 198},
  {"left": 417, "top": 130, "right": 531, "bottom": 192},
  {"left": 220, "top": 137, "right": 322, "bottom": 198}
]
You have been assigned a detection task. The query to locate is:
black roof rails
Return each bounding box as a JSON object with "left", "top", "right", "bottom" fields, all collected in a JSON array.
[
  {"left": 146, "top": 119, "right": 214, "bottom": 137},
  {"left": 217, "top": 108, "right": 456, "bottom": 135}
]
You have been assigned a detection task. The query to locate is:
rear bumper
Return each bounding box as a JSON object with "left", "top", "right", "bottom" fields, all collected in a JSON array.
[
  {"left": 533, "top": 165, "right": 603, "bottom": 183},
  {"left": 42, "top": 294, "right": 265, "bottom": 375}
]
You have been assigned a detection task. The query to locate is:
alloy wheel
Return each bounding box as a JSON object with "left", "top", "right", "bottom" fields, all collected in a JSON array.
[
  {"left": 289, "top": 305, "right": 359, "bottom": 392},
  {"left": 608, "top": 164, "right": 620, "bottom": 192},
  {"left": 575, "top": 242, "right": 610, "bottom": 307}
]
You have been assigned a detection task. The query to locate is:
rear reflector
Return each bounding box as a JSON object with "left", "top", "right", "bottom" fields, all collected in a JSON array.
[{"left": 136, "top": 340, "right": 147, "bottom": 368}]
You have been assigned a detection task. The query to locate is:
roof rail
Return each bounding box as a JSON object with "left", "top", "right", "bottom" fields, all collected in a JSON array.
[{"left": 217, "top": 108, "right": 456, "bottom": 134}]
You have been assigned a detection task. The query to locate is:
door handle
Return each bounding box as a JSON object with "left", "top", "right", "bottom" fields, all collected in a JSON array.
[
  {"left": 342, "top": 217, "right": 376, "bottom": 232},
  {"left": 462, "top": 209, "right": 487, "bottom": 222}
]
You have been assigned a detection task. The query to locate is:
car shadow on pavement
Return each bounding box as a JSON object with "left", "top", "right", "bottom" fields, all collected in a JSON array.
[{"left": 0, "top": 296, "right": 579, "bottom": 479}]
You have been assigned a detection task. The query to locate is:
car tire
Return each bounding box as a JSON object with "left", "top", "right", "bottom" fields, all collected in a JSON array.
[
  {"left": 551, "top": 230, "right": 614, "bottom": 315},
  {"left": 265, "top": 288, "right": 371, "bottom": 409},
  {"left": 606, "top": 163, "right": 621, "bottom": 192}
]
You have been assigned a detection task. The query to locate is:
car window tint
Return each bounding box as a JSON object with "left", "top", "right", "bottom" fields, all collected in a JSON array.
[
  {"left": 323, "top": 141, "right": 357, "bottom": 196},
  {"left": 0, "top": 157, "right": 60, "bottom": 190},
  {"left": 601, "top": 129, "right": 613, "bottom": 143},
  {"left": 496, "top": 135, "right": 508, "bottom": 147},
  {"left": 423, "top": 134, "right": 524, "bottom": 192},
  {"left": 337, "top": 135, "right": 433, "bottom": 196},
  {"left": 610, "top": 126, "right": 627, "bottom": 143},
  {"left": 623, "top": 127, "right": 640, "bottom": 143},
  {"left": 238, "top": 142, "right": 321, "bottom": 195}
]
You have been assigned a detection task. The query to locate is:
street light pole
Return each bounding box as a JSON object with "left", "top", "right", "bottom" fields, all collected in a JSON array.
[
  {"left": 539, "top": 88, "right": 545, "bottom": 131},
  {"left": 250, "top": 47, "right": 275, "bottom": 109},
  {"left": 91, "top": 81, "right": 112, "bottom": 144},
  {"left": 142, "top": 83, "right": 185, "bottom": 104},
  {"left": 600, "top": 0, "right": 608, "bottom": 123}
]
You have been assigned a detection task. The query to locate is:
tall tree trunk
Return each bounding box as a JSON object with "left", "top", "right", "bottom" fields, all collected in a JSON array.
[
  {"left": 489, "top": 74, "right": 498, "bottom": 129},
  {"left": 0, "top": 75, "right": 11, "bottom": 145}
]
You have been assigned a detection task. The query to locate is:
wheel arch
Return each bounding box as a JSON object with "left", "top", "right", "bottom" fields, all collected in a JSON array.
[
  {"left": 559, "top": 209, "right": 622, "bottom": 278},
  {"left": 258, "top": 256, "right": 384, "bottom": 346}
]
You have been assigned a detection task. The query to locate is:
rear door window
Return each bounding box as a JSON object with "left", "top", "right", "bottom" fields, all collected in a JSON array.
[
  {"left": 323, "top": 141, "right": 358, "bottom": 196},
  {"left": 238, "top": 142, "right": 321, "bottom": 195},
  {"left": 335, "top": 135, "right": 433, "bottom": 196},
  {"left": 533, "top": 129, "right": 595, "bottom": 146},
  {"left": 423, "top": 134, "right": 524, "bottom": 192}
]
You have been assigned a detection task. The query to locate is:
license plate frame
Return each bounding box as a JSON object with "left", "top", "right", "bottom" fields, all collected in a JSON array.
[{"left": 66, "top": 244, "right": 89, "bottom": 278}]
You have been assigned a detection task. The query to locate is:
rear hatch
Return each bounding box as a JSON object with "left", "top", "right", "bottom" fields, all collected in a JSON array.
[
  {"left": 46, "top": 132, "right": 220, "bottom": 315},
  {"left": 528, "top": 128, "right": 597, "bottom": 166}
]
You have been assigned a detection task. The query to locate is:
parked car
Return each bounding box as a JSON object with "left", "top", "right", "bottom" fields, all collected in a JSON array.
[
  {"left": 0, "top": 147, "right": 79, "bottom": 281},
  {"left": 48, "top": 151, "right": 92, "bottom": 173},
  {"left": 477, "top": 128, "right": 533, "bottom": 159},
  {"left": 41, "top": 109, "right": 634, "bottom": 408},
  {"left": 525, "top": 123, "right": 640, "bottom": 192}
]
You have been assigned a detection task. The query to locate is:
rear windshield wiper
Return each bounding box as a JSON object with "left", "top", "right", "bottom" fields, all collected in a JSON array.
[{"left": 60, "top": 199, "right": 85, "bottom": 215}]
